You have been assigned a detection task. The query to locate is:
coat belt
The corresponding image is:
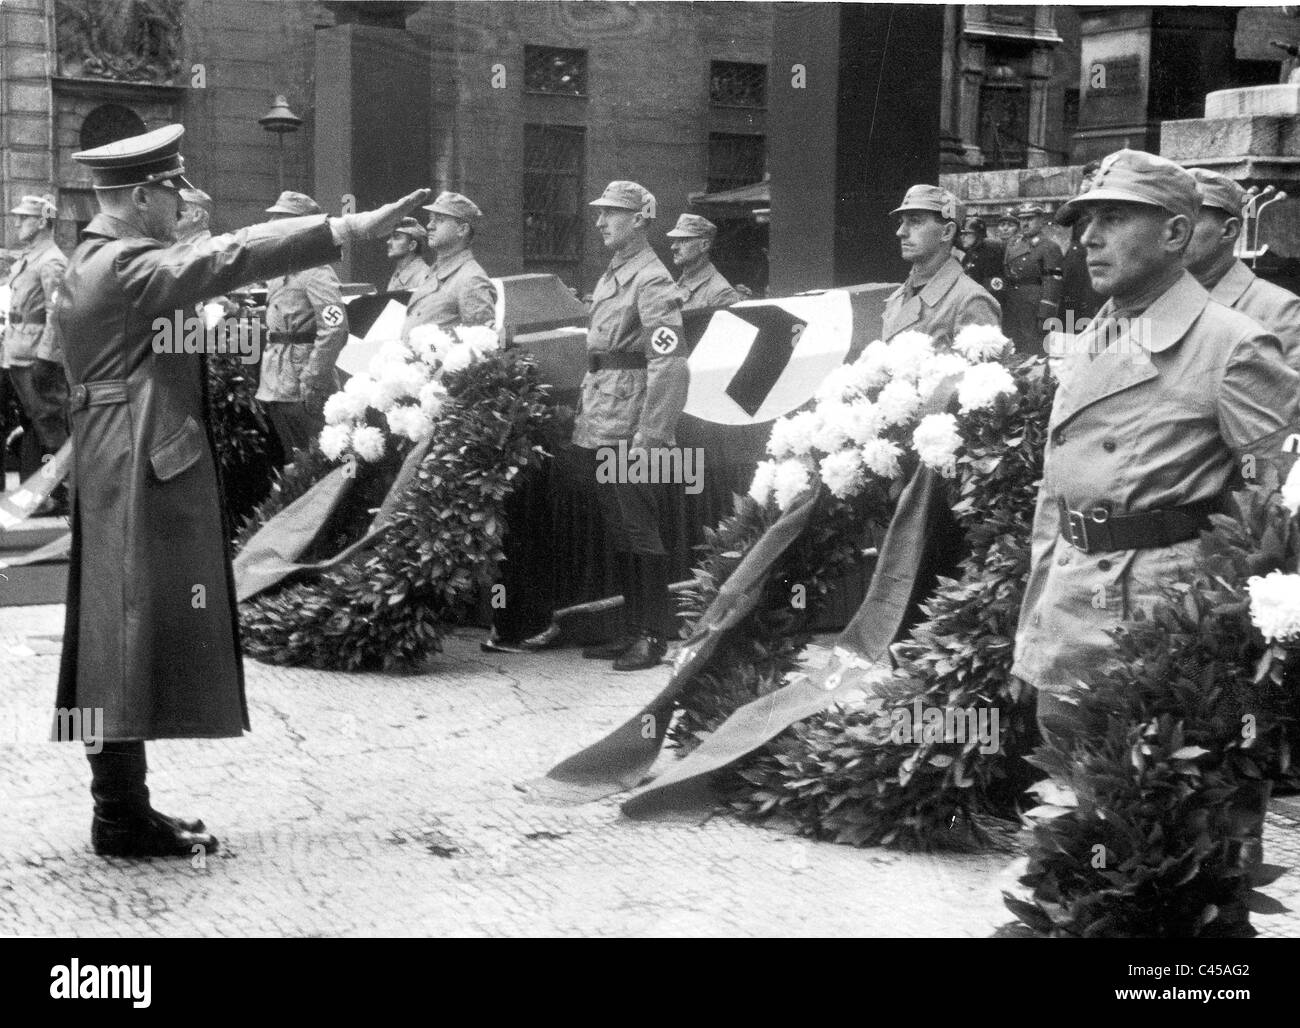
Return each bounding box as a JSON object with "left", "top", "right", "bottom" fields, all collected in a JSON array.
[
  {"left": 588, "top": 351, "right": 647, "bottom": 372},
  {"left": 69, "top": 379, "right": 128, "bottom": 412},
  {"left": 7, "top": 312, "right": 45, "bottom": 325},
  {"left": 266, "top": 330, "right": 316, "bottom": 344},
  {"left": 1056, "top": 496, "right": 1223, "bottom": 554}
]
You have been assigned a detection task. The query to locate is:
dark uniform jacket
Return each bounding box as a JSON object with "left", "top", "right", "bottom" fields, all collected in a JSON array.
[
  {"left": 674, "top": 259, "right": 742, "bottom": 313},
  {"left": 1013, "top": 272, "right": 1298, "bottom": 694},
  {"left": 1206, "top": 259, "right": 1300, "bottom": 375},
  {"left": 1003, "top": 233, "right": 1063, "bottom": 354},
  {"left": 960, "top": 237, "right": 1005, "bottom": 302},
  {"left": 574, "top": 241, "right": 687, "bottom": 448},
  {"left": 881, "top": 254, "right": 1001, "bottom": 346},
  {"left": 256, "top": 264, "right": 349, "bottom": 403},
  {"left": 4, "top": 237, "right": 66, "bottom": 367},
  {"left": 51, "top": 212, "right": 341, "bottom": 740}
]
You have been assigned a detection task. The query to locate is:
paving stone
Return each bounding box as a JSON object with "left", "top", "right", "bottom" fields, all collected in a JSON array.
[{"left": 0, "top": 602, "right": 1295, "bottom": 937}]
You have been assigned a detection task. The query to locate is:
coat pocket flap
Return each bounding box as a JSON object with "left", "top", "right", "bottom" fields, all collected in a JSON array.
[{"left": 150, "top": 416, "right": 205, "bottom": 482}]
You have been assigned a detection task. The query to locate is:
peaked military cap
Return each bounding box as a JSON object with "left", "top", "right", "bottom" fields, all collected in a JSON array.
[
  {"left": 1014, "top": 201, "right": 1047, "bottom": 218},
  {"left": 423, "top": 191, "right": 483, "bottom": 220},
  {"left": 1057, "top": 149, "right": 1200, "bottom": 225},
  {"left": 589, "top": 181, "right": 657, "bottom": 218},
  {"left": 665, "top": 213, "right": 718, "bottom": 238},
  {"left": 1186, "top": 167, "right": 1247, "bottom": 220},
  {"left": 72, "top": 124, "right": 193, "bottom": 190},
  {"left": 10, "top": 194, "right": 57, "bottom": 218},
  {"left": 961, "top": 216, "right": 987, "bottom": 235},
  {"left": 266, "top": 191, "right": 321, "bottom": 216},
  {"left": 890, "top": 184, "right": 962, "bottom": 223},
  {"left": 996, "top": 209, "right": 1020, "bottom": 226}
]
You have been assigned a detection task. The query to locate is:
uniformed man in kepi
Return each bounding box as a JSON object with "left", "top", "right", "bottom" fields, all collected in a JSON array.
[
  {"left": 666, "top": 213, "right": 742, "bottom": 313},
  {"left": 881, "top": 184, "right": 1001, "bottom": 345},
  {"left": 53, "top": 124, "right": 429, "bottom": 857},
  {"left": 401, "top": 191, "right": 495, "bottom": 337},
  {"left": 255, "top": 191, "right": 350, "bottom": 460},
  {"left": 1184, "top": 167, "right": 1300, "bottom": 373},
  {"left": 5, "top": 194, "right": 69, "bottom": 515},
  {"left": 1014, "top": 149, "right": 1299, "bottom": 743},
  {"left": 385, "top": 216, "right": 429, "bottom": 292},
  {"left": 175, "top": 187, "right": 214, "bottom": 245},
  {"left": 1002, "top": 201, "right": 1064, "bottom": 355},
  {"left": 958, "top": 215, "right": 1005, "bottom": 302},
  {"left": 577, "top": 180, "right": 688, "bottom": 671}
]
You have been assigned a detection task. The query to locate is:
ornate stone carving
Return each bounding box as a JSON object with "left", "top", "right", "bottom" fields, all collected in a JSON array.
[{"left": 56, "top": 0, "right": 183, "bottom": 84}]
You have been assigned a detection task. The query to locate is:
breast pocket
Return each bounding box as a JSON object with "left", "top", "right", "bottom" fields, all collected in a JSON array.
[
  {"left": 149, "top": 415, "right": 206, "bottom": 482},
  {"left": 581, "top": 372, "right": 645, "bottom": 439}
]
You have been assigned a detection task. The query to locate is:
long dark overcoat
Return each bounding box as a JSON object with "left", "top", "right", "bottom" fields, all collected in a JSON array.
[{"left": 52, "top": 212, "right": 340, "bottom": 740}]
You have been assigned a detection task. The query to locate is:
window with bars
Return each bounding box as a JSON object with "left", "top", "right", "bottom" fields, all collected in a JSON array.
[
  {"left": 707, "top": 133, "right": 765, "bottom": 194},
  {"left": 710, "top": 61, "right": 766, "bottom": 108},
  {"left": 523, "top": 124, "right": 585, "bottom": 265},
  {"left": 524, "top": 45, "right": 588, "bottom": 97}
]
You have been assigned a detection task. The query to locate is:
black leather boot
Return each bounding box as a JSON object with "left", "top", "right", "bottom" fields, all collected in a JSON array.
[
  {"left": 88, "top": 742, "right": 220, "bottom": 858},
  {"left": 613, "top": 555, "right": 670, "bottom": 671},
  {"left": 583, "top": 552, "right": 639, "bottom": 659}
]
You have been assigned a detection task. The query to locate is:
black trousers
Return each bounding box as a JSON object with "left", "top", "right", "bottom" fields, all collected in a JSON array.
[
  {"left": 0, "top": 365, "right": 44, "bottom": 484},
  {"left": 262, "top": 400, "right": 321, "bottom": 462},
  {"left": 7, "top": 360, "right": 69, "bottom": 458},
  {"left": 584, "top": 443, "right": 677, "bottom": 556}
]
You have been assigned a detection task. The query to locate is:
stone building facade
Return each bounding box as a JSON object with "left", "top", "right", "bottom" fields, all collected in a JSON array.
[{"left": 1, "top": 0, "right": 773, "bottom": 293}]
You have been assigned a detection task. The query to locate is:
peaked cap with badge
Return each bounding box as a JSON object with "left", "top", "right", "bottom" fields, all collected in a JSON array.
[{"left": 73, "top": 124, "right": 193, "bottom": 190}]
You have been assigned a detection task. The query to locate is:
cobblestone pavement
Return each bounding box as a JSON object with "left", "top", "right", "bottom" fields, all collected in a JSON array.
[{"left": 1, "top": 603, "right": 1297, "bottom": 938}]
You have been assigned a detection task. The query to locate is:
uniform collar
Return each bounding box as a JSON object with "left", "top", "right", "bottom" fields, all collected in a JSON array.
[
  {"left": 606, "top": 242, "right": 656, "bottom": 285},
  {"left": 676, "top": 258, "right": 715, "bottom": 293},
  {"left": 83, "top": 213, "right": 148, "bottom": 241},
  {"left": 434, "top": 247, "right": 474, "bottom": 281},
  {"left": 1089, "top": 270, "right": 1207, "bottom": 355},
  {"left": 908, "top": 254, "right": 964, "bottom": 307},
  {"left": 1207, "top": 258, "right": 1255, "bottom": 308}
]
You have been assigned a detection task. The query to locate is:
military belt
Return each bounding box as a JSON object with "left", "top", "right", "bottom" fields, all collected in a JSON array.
[
  {"left": 1057, "top": 496, "right": 1224, "bottom": 554},
  {"left": 7, "top": 312, "right": 45, "bottom": 325},
  {"left": 588, "top": 351, "right": 647, "bottom": 373},
  {"left": 69, "top": 379, "right": 128, "bottom": 412},
  {"left": 267, "top": 330, "right": 316, "bottom": 344}
]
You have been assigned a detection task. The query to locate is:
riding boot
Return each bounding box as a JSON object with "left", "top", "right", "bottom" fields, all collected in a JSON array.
[
  {"left": 88, "top": 741, "right": 219, "bottom": 858},
  {"left": 613, "top": 554, "right": 670, "bottom": 671}
]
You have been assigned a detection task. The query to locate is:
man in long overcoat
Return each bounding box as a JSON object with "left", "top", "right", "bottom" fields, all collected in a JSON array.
[
  {"left": 51, "top": 124, "right": 428, "bottom": 857},
  {"left": 1013, "top": 150, "right": 1299, "bottom": 734}
]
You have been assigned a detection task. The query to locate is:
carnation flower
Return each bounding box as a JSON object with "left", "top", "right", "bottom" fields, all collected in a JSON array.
[
  {"left": 385, "top": 402, "right": 432, "bottom": 442},
  {"left": 418, "top": 380, "right": 448, "bottom": 418},
  {"left": 323, "top": 390, "right": 365, "bottom": 426},
  {"left": 819, "top": 449, "right": 865, "bottom": 499},
  {"left": 1247, "top": 570, "right": 1300, "bottom": 643},
  {"left": 953, "top": 323, "right": 1010, "bottom": 363},
  {"left": 912, "top": 412, "right": 962, "bottom": 476},
  {"left": 371, "top": 360, "right": 427, "bottom": 412},
  {"left": 748, "top": 459, "right": 778, "bottom": 505},
  {"left": 454, "top": 324, "right": 499, "bottom": 356},
  {"left": 343, "top": 373, "right": 378, "bottom": 409},
  {"left": 319, "top": 423, "right": 352, "bottom": 461},
  {"left": 773, "top": 458, "right": 812, "bottom": 511},
  {"left": 884, "top": 330, "right": 935, "bottom": 382},
  {"left": 766, "top": 410, "right": 819, "bottom": 459},
  {"left": 876, "top": 378, "right": 922, "bottom": 427},
  {"left": 408, "top": 324, "right": 455, "bottom": 364},
  {"left": 957, "top": 360, "right": 1017, "bottom": 413},
  {"left": 844, "top": 400, "right": 884, "bottom": 446},
  {"left": 350, "top": 425, "right": 386, "bottom": 462},
  {"left": 440, "top": 343, "right": 477, "bottom": 375},
  {"left": 855, "top": 340, "right": 891, "bottom": 391},
  {"left": 812, "top": 402, "right": 857, "bottom": 454},
  {"left": 1283, "top": 462, "right": 1300, "bottom": 517},
  {"left": 859, "top": 438, "right": 902, "bottom": 480},
  {"left": 815, "top": 363, "right": 860, "bottom": 404},
  {"left": 916, "top": 353, "right": 971, "bottom": 404}
]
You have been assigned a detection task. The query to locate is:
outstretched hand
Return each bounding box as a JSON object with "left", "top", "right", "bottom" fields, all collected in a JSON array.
[{"left": 336, "top": 188, "right": 433, "bottom": 242}]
